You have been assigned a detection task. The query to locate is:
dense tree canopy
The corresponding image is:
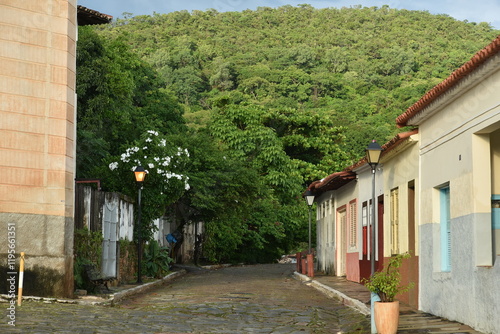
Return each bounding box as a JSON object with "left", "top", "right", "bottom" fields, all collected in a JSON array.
[
  {"left": 76, "top": 26, "right": 186, "bottom": 178},
  {"left": 78, "top": 5, "right": 499, "bottom": 263},
  {"left": 92, "top": 5, "right": 498, "bottom": 167}
]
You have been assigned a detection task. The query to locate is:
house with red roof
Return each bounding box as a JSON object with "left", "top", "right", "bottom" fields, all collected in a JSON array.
[
  {"left": 309, "top": 34, "right": 500, "bottom": 332},
  {"left": 396, "top": 35, "right": 500, "bottom": 334},
  {"left": 309, "top": 129, "right": 420, "bottom": 308}
]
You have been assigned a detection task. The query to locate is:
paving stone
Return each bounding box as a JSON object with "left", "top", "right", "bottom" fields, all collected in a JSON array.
[{"left": 4, "top": 263, "right": 481, "bottom": 333}]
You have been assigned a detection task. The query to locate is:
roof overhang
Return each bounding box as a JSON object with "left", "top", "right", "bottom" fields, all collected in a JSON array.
[
  {"left": 77, "top": 5, "right": 112, "bottom": 25},
  {"left": 307, "top": 170, "right": 357, "bottom": 196}
]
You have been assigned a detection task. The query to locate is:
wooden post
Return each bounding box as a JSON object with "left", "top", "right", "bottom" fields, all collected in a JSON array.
[
  {"left": 307, "top": 253, "right": 314, "bottom": 278},
  {"left": 17, "top": 252, "right": 25, "bottom": 306},
  {"left": 301, "top": 258, "right": 307, "bottom": 275}
]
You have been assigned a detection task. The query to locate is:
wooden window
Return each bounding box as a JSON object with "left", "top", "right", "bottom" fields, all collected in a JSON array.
[
  {"left": 362, "top": 203, "right": 368, "bottom": 255},
  {"left": 440, "top": 186, "right": 451, "bottom": 272},
  {"left": 390, "top": 188, "right": 400, "bottom": 255},
  {"left": 349, "top": 200, "right": 357, "bottom": 249}
]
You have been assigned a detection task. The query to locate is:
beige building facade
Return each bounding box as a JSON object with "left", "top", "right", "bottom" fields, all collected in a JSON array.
[
  {"left": 0, "top": 0, "right": 78, "bottom": 297},
  {"left": 1, "top": 1, "right": 110, "bottom": 298},
  {"left": 310, "top": 131, "right": 420, "bottom": 307},
  {"left": 379, "top": 131, "right": 419, "bottom": 308}
]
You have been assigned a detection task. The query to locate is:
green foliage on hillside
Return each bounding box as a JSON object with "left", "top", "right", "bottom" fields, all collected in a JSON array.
[
  {"left": 77, "top": 5, "right": 499, "bottom": 263},
  {"left": 94, "top": 5, "right": 497, "bottom": 161},
  {"left": 76, "top": 26, "right": 186, "bottom": 178}
]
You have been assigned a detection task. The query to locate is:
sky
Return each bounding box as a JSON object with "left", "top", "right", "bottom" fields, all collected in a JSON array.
[{"left": 79, "top": 0, "right": 500, "bottom": 30}]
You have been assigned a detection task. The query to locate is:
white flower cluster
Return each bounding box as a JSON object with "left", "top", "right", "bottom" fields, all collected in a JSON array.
[
  {"left": 120, "top": 146, "right": 140, "bottom": 163},
  {"left": 176, "top": 147, "right": 190, "bottom": 158},
  {"left": 109, "top": 161, "right": 119, "bottom": 171},
  {"left": 108, "top": 130, "right": 191, "bottom": 192}
]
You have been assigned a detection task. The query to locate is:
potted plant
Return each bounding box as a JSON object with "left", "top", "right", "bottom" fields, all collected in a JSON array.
[{"left": 362, "top": 252, "right": 414, "bottom": 334}]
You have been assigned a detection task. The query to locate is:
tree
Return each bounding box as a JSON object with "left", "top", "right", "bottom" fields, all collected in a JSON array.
[
  {"left": 76, "top": 26, "right": 186, "bottom": 178},
  {"left": 97, "top": 130, "right": 190, "bottom": 242},
  {"left": 80, "top": 6, "right": 500, "bottom": 263}
]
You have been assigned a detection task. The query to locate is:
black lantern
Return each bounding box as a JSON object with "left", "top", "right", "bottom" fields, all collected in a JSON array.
[
  {"left": 304, "top": 190, "right": 315, "bottom": 255},
  {"left": 366, "top": 140, "right": 382, "bottom": 169}
]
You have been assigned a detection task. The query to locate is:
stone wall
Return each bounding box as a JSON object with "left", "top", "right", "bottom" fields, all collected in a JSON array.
[{"left": 0, "top": 0, "right": 77, "bottom": 297}]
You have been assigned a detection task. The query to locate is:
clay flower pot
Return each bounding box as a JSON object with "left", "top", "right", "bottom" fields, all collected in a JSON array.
[{"left": 374, "top": 300, "right": 400, "bottom": 334}]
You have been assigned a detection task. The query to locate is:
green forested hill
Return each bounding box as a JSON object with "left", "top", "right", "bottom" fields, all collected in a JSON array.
[
  {"left": 94, "top": 5, "right": 498, "bottom": 176},
  {"left": 79, "top": 5, "right": 498, "bottom": 262}
]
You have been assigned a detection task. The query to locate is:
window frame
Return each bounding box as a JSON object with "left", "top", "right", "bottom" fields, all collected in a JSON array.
[{"left": 440, "top": 185, "right": 451, "bottom": 272}]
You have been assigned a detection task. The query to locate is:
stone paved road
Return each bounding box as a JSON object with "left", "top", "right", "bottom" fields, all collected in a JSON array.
[{"left": 1, "top": 264, "right": 370, "bottom": 333}]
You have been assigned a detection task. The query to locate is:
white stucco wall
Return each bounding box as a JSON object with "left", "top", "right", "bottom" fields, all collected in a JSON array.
[
  {"left": 315, "top": 191, "right": 336, "bottom": 274},
  {"left": 417, "top": 57, "right": 500, "bottom": 333},
  {"left": 355, "top": 164, "right": 383, "bottom": 261},
  {"left": 315, "top": 179, "right": 359, "bottom": 276}
]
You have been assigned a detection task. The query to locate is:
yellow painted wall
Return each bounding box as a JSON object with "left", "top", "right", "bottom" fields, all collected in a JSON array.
[{"left": 381, "top": 136, "right": 419, "bottom": 257}]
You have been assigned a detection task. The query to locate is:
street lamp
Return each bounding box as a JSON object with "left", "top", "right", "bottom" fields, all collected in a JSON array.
[
  {"left": 366, "top": 140, "right": 382, "bottom": 274},
  {"left": 134, "top": 165, "right": 146, "bottom": 284},
  {"left": 304, "top": 189, "right": 315, "bottom": 278},
  {"left": 304, "top": 190, "right": 315, "bottom": 255},
  {"left": 366, "top": 140, "right": 382, "bottom": 334}
]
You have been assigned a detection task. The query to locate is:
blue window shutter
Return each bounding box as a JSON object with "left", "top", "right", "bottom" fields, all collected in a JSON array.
[{"left": 440, "top": 186, "right": 451, "bottom": 272}]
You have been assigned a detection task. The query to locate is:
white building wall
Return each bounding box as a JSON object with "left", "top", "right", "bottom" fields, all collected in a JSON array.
[
  {"left": 315, "top": 192, "right": 336, "bottom": 274},
  {"left": 355, "top": 164, "right": 383, "bottom": 261},
  {"left": 418, "top": 60, "right": 500, "bottom": 334}
]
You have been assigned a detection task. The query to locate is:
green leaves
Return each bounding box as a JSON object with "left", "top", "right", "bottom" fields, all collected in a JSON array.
[
  {"left": 76, "top": 26, "right": 187, "bottom": 179},
  {"left": 143, "top": 240, "right": 172, "bottom": 278},
  {"left": 362, "top": 252, "right": 414, "bottom": 302},
  {"left": 77, "top": 6, "right": 500, "bottom": 264}
]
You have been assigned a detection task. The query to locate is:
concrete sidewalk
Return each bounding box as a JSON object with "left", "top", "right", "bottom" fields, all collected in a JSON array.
[{"left": 294, "top": 271, "right": 484, "bottom": 334}]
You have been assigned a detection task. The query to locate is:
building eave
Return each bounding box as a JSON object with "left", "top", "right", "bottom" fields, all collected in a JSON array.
[{"left": 77, "top": 5, "right": 113, "bottom": 25}]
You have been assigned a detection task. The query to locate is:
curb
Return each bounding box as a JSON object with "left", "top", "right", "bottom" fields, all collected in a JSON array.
[
  {"left": 0, "top": 270, "right": 187, "bottom": 306},
  {"left": 111, "top": 269, "right": 186, "bottom": 305},
  {"left": 293, "top": 271, "right": 370, "bottom": 316}
]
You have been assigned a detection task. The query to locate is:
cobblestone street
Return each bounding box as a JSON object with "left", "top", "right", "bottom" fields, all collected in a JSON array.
[{"left": 1, "top": 264, "right": 370, "bottom": 333}]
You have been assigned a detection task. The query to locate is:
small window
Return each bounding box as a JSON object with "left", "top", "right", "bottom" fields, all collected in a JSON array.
[
  {"left": 440, "top": 186, "right": 451, "bottom": 272},
  {"left": 390, "top": 188, "right": 400, "bottom": 255},
  {"left": 349, "top": 200, "right": 357, "bottom": 249},
  {"left": 362, "top": 202, "right": 368, "bottom": 255}
]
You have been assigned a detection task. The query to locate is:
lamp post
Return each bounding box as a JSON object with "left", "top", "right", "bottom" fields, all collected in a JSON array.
[
  {"left": 366, "top": 140, "right": 382, "bottom": 334},
  {"left": 304, "top": 190, "right": 315, "bottom": 255},
  {"left": 304, "top": 190, "right": 315, "bottom": 278},
  {"left": 134, "top": 165, "right": 146, "bottom": 284}
]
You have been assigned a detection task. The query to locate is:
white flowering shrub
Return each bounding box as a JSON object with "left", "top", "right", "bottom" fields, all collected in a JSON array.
[
  {"left": 109, "top": 130, "right": 190, "bottom": 191},
  {"left": 104, "top": 130, "right": 191, "bottom": 242}
]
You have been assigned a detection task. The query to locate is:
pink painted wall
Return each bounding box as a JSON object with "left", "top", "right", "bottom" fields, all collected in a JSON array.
[{"left": 346, "top": 252, "right": 360, "bottom": 282}]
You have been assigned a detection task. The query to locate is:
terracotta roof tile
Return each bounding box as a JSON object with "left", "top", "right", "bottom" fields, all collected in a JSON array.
[{"left": 396, "top": 35, "right": 500, "bottom": 127}]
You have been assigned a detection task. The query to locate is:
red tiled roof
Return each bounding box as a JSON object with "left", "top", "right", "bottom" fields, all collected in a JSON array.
[
  {"left": 396, "top": 35, "right": 500, "bottom": 127},
  {"left": 381, "top": 129, "right": 418, "bottom": 155},
  {"left": 308, "top": 170, "right": 356, "bottom": 194}
]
